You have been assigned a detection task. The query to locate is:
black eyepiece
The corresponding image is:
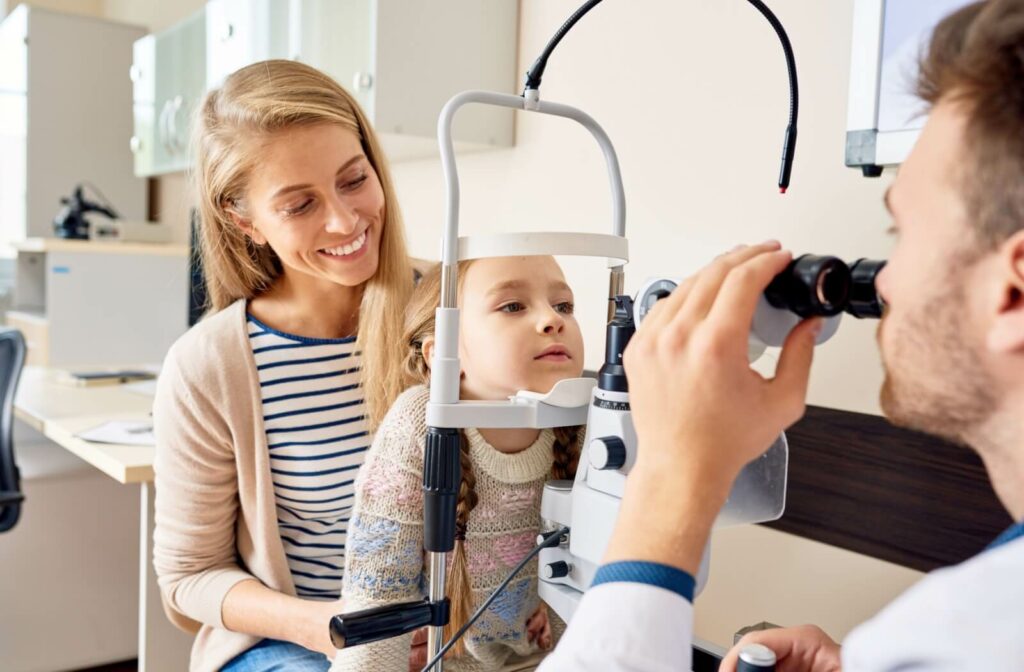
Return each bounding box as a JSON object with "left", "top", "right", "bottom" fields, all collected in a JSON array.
[
  {"left": 765, "top": 255, "right": 851, "bottom": 318},
  {"left": 845, "top": 258, "right": 887, "bottom": 318}
]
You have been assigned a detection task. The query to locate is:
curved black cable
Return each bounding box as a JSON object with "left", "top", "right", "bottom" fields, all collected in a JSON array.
[
  {"left": 746, "top": 0, "right": 800, "bottom": 192},
  {"left": 421, "top": 527, "right": 569, "bottom": 672},
  {"left": 523, "top": 0, "right": 605, "bottom": 93},
  {"left": 746, "top": 0, "right": 798, "bottom": 128}
]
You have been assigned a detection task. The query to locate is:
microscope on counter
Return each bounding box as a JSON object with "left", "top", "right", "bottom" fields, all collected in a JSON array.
[{"left": 53, "top": 183, "right": 119, "bottom": 240}]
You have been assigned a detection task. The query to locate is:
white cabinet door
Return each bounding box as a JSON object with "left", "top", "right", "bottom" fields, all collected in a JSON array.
[
  {"left": 152, "top": 10, "right": 206, "bottom": 175},
  {"left": 288, "top": 0, "right": 375, "bottom": 115},
  {"left": 153, "top": 27, "right": 179, "bottom": 174},
  {"left": 130, "top": 35, "right": 156, "bottom": 178},
  {"left": 206, "top": 0, "right": 290, "bottom": 89},
  {"left": 172, "top": 12, "right": 207, "bottom": 162}
]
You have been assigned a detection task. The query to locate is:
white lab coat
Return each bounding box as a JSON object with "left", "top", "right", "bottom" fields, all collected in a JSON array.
[
  {"left": 540, "top": 581, "right": 696, "bottom": 671},
  {"left": 842, "top": 533, "right": 1024, "bottom": 670},
  {"left": 540, "top": 535, "right": 1024, "bottom": 671}
]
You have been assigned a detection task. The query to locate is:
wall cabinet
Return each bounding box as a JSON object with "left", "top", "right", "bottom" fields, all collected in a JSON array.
[
  {"left": 296, "top": 0, "right": 519, "bottom": 159},
  {"left": 287, "top": 0, "right": 377, "bottom": 124},
  {"left": 130, "top": 0, "right": 518, "bottom": 177},
  {"left": 0, "top": 6, "right": 145, "bottom": 249},
  {"left": 130, "top": 10, "right": 206, "bottom": 176}
]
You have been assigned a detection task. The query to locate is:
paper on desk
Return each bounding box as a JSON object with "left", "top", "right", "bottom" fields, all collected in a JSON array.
[
  {"left": 76, "top": 420, "right": 155, "bottom": 446},
  {"left": 123, "top": 379, "right": 158, "bottom": 396}
]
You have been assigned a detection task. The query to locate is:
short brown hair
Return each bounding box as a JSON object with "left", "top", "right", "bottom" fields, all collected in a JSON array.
[{"left": 918, "top": 0, "right": 1024, "bottom": 247}]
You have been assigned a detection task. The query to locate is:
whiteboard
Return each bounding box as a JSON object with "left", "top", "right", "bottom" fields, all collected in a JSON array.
[
  {"left": 846, "top": 0, "right": 972, "bottom": 171},
  {"left": 877, "top": 0, "right": 973, "bottom": 133}
]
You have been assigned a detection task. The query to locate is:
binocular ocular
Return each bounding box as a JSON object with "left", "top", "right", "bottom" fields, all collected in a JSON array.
[{"left": 764, "top": 255, "right": 886, "bottom": 319}]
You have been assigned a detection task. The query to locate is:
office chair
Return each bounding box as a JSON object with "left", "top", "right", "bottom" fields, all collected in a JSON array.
[{"left": 0, "top": 328, "right": 27, "bottom": 533}]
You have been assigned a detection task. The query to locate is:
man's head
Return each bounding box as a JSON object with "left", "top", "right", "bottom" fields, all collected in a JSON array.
[{"left": 877, "top": 0, "right": 1024, "bottom": 471}]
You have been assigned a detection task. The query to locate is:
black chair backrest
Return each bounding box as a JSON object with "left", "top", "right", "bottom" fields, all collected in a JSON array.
[{"left": 0, "top": 329, "right": 27, "bottom": 533}]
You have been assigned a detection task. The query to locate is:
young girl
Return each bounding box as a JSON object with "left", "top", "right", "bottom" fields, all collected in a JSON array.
[{"left": 331, "top": 256, "right": 585, "bottom": 671}]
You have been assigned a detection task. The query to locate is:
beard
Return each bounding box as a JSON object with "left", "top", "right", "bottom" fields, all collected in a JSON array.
[{"left": 878, "top": 273, "right": 996, "bottom": 446}]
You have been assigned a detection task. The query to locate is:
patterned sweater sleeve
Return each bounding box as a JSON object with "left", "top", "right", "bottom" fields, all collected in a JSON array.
[{"left": 331, "top": 388, "right": 429, "bottom": 672}]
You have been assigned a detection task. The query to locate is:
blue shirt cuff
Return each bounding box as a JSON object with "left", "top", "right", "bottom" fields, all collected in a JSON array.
[{"left": 591, "top": 561, "right": 695, "bottom": 602}]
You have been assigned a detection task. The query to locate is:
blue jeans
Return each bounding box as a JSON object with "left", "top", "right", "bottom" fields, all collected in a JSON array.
[{"left": 221, "top": 639, "right": 330, "bottom": 672}]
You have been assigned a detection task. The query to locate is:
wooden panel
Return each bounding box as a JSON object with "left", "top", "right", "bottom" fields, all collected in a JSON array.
[
  {"left": 6, "top": 309, "right": 48, "bottom": 366},
  {"left": 765, "top": 405, "right": 1013, "bottom": 572}
]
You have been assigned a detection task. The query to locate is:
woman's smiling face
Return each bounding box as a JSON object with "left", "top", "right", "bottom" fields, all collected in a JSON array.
[{"left": 234, "top": 123, "right": 385, "bottom": 289}]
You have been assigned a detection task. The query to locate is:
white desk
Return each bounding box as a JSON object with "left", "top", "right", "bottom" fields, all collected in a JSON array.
[{"left": 14, "top": 366, "right": 192, "bottom": 671}]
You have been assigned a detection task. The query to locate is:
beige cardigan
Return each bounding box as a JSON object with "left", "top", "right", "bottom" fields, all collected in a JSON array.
[{"left": 153, "top": 299, "right": 307, "bottom": 671}]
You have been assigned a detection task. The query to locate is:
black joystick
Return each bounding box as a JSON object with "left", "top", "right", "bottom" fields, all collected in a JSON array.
[{"left": 737, "top": 643, "right": 777, "bottom": 671}]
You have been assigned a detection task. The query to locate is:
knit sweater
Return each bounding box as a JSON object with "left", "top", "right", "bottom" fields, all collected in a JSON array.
[{"left": 331, "top": 385, "right": 562, "bottom": 672}]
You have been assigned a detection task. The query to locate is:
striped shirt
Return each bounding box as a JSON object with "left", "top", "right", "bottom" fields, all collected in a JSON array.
[{"left": 247, "top": 314, "right": 369, "bottom": 600}]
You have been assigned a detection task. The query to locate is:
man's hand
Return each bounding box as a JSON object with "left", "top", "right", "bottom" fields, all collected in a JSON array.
[
  {"left": 720, "top": 625, "right": 842, "bottom": 672},
  {"left": 625, "top": 242, "right": 821, "bottom": 494},
  {"left": 605, "top": 243, "right": 822, "bottom": 575}
]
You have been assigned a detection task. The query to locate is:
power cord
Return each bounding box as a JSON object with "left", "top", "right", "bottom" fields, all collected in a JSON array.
[
  {"left": 522, "top": 0, "right": 605, "bottom": 94},
  {"left": 420, "top": 526, "right": 570, "bottom": 672}
]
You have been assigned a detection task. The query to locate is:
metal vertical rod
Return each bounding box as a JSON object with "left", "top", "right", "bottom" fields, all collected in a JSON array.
[
  {"left": 427, "top": 552, "right": 447, "bottom": 670},
  {"left": 440, "top": 265, "right": 457, "bottom": 309},
  {"left": 608, "top": 266, "right": 625, "bottom": 321}
]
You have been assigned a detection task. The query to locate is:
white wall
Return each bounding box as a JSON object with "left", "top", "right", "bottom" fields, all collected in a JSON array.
[
  {"left": 698, "top": 526, "right": 922, "bottom": 647},
  {"left": 391, "top": 0, "right": 895, "bottom": 417},
  {"left": 386, "top": 0, "right": 917, "bottom": 646},
  {"left": 13, "top": 0, "right": 105, "bottom": 20}
]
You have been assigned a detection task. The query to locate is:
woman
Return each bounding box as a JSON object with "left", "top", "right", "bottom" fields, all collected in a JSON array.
[{"left": 152, "top": 60, "right": 415, "bottom": 671}]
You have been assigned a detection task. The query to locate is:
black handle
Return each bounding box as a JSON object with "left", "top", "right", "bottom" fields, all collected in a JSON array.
[
  {"left": 330, "top": 599, "right": 446, "bottom": 649},
  {"left": 423, "top": 426, "right": 461, "bottom": 553},
  {"left": 598, "top": 295, "right": 634, "bottom": 393}
]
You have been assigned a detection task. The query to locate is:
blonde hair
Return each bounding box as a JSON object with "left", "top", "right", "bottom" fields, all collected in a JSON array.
[
  {"left": 404, "top": 262, "right": 580, "bottom": 656},
  {"left": 191, "top": 60, "right": 413, "bottom": 429}
]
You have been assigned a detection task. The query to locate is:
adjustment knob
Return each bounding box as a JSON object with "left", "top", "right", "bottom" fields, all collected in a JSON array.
[
  {"left": 737, "top": 643, "right": 777, "bottom": 672},
  {"left": 589, "top": 437, "right": 627, "bottom": 470},
  {"left": 542, "top": 561, "right": 572, "bottom": 580}
]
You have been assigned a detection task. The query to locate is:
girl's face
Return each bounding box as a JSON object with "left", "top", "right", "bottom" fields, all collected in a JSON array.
[
  {"left": 235, "top": 123, "right": 385, "bottom": 289},
  {"left": 457, "top": 256, "right": 585, "bottom": 400}
]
